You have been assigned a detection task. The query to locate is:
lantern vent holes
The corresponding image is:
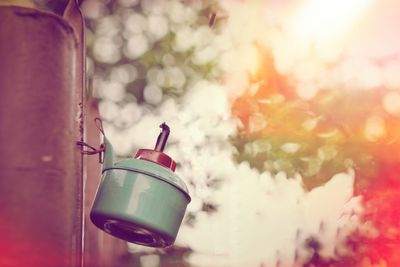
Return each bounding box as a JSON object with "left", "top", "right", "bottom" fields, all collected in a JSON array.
[{"left": 103, "top": 220, "right": 168, "bottom": 247}]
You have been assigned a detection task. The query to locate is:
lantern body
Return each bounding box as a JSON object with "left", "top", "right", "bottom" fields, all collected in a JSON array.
[{"left": 91, "top": 157, "right": 190, "bottom": 247}]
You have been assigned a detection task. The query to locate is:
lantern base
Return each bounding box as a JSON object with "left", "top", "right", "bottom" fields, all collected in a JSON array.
[{"left": 90, "top": 212, "right": 172, "bottom": 248}]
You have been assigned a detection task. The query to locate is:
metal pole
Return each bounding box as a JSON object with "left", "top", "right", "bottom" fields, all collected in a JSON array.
[{"left": 0, "top": 5, "right": 83, "bottom": 267}]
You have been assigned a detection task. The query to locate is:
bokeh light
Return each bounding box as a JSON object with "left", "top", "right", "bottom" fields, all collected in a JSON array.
[{"left": 83, "top": 0, "right": 400, "bottom": 266}]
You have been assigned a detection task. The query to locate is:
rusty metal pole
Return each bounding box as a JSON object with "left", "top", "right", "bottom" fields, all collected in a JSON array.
[{"left": 0, "top": 3, "right": 84, "bottom": 267}]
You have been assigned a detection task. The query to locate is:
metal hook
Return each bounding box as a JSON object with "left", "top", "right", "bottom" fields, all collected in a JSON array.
[{"left": 76, "top": 118, "right": 106, "bottom": 163}]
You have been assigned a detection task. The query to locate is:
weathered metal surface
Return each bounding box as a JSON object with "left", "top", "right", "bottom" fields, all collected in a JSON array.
[{"left": 0, "top": 5, "right": 83, "bottom": 267}]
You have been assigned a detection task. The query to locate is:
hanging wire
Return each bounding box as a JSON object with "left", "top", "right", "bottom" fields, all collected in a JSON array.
[{"left": 94, "top": 117, "right": 105, "bottom": 136}]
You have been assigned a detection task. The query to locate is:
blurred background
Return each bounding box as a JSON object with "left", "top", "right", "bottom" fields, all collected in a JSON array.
[{"left": 3, "top": 0, "right": 400, "bottom": 266}]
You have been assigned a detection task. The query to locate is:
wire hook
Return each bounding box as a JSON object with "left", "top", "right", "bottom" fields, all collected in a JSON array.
[{"left": 76, "top": 118, "right": 106, "bottom": 163}]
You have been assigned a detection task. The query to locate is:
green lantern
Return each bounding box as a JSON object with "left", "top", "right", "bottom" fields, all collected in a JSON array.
[{"left": 90, "top": 123, "right": 191, "bottom": 248}]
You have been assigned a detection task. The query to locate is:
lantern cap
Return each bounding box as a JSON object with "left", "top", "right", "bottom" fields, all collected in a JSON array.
[
  {"left": 106, "top": 158, "right": 190, "bottom": 201},
  {"left": 134, "top": 149, "right": 176, "bottom": 172},
  {"left": 132, "top": 122, "right": 177, "bottom": 171},
  {"left": 101, "top": 122, "right": 190, "bottom": 201}
]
